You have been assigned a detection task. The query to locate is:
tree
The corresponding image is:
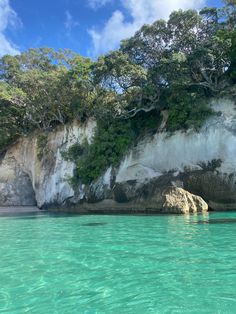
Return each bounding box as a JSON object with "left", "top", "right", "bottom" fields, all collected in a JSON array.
[
  {"left": 0, "top": 82, "right": 26, "bottom": 150},
  {"left": 0, "top": 48, "right": 97, "bottom": 150},
  {"left": 0, "top": 2, "right": 236, "bottom": 156},
  {"left": 121, "top": 20, "right": 169, "bottom": 67},
  {"left": 222, "top": 0, "right": 236, "bottom": 29},
  {"left": 93, "top": 51, "right": 147, "bottom": 116}
]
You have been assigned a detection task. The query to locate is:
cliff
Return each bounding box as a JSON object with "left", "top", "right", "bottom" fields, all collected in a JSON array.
[{"left": 1, "top": 98, "right": 236, "bottom": 212}]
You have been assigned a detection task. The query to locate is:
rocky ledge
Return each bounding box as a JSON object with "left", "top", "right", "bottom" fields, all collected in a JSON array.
[{"left": 50, "top": 187, "right": 208, "bottom": 215}]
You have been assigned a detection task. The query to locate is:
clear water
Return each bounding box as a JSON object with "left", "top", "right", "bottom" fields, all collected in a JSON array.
[{"left": 0, "top": 211, "right": 236, "bottom": 314}]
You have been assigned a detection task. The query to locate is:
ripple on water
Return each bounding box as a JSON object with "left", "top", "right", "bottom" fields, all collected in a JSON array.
[
  {"left": 0, "top": 211, "right": 236, "bottom": 313},
  {"left": 195, "top": 218, "right": 236, "bottom": 224}
]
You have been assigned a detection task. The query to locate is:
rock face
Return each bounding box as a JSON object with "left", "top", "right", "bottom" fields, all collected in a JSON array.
[
  {"left": 159, "top": 187, "right": 208, "bottom": 214},
  {"left": 0, "top": 98, "right": 236, "bottom": 212},
  {"left": 0, "top": 155, "right": 36, "bottom": 206},
  {"left": 0, "top": 120, "right": 96, "bottom": 208},
  {"left": 111, "top": 180, "right": 208, "bottom": 214}
]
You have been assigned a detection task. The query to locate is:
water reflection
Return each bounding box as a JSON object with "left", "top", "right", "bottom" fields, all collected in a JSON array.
[{"left": 194, "top": 218, "right": 236, "bottom": 224}]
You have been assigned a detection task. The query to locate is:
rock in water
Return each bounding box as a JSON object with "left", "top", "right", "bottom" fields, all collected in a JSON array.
[{"left": 161, "top": 187, "right": 208, "bottom": 214}]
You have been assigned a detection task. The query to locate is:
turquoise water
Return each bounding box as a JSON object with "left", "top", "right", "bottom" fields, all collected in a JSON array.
[{"left": 0, "top": 212, "right": 236, "bottom": 313}]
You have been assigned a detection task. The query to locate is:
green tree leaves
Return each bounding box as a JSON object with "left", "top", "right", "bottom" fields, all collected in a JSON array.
[
  {"left": 0, "top": 1, "right": 236, "bottom": 183},
  {"left": 0, "top": 48, "right": 96, "bottom": 151}
]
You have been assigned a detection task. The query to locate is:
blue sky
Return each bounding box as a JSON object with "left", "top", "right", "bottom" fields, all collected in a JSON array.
[{"left": 0, "top": 0, "right": 222, "bottom": 58}]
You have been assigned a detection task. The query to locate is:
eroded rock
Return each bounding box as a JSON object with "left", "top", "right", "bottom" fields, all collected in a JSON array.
[
  {"left": 160, "top": 187, "right": 208, "bottom": 214},
  {"left": 134, "top": 186, "right": 208, "bottom": 214},
  {"left": 0, "top": 156, "right": 36, "bottom": 206}
]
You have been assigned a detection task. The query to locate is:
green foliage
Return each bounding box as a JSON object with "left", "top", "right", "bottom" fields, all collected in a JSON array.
[
  {"left": 65, "top": 119, "right": 135, "bottom": 184},
  {"left": 167, "top": 90, "right": 213, "bottom": 131},
  {"left": 37, "top": 133, "right": 49, "bottom": 160},
  {"left": 93, "top": 51, "right": 147, "bottom": 117},
  {"left": 64, "top": 110, "right": 160, "bottom": 185},
  {"left": 198, "top": 159, "right": 222, "bottom": 171},
  {"left": 122, "top": 7, "right": 232, "bottom": 96},
  {"left": 0, "top": 48, "right": 96, "bottom": 147},
  {"left": 61, "top": 143, "right": 84, "bottom": 161},
  {"left": 1, "top": 1, "right": 236, "bottom": 184},
  {"left": 228, "top": 31, "right": 236, "bottom": 82},
  {"left": 0, "top": 82, "right": 27, "bottom": 151}
]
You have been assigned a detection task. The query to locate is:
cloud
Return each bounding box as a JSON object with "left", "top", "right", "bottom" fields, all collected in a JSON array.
[
  {"left": 88, "top": 0, "right": 112, "bottom": 10},
  {"left": 0, "top": 0, "right": 21, "bottom": 56},
  {"left": 64, "top": 10, "right": 79, "bottom": 34},
  {"left": 88, "top": 0, "right": 206, "bottom": 56}
]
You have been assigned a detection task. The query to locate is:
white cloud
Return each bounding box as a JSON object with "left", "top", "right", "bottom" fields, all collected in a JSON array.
[
  {"left": 0, "top": 0, "right": 21, "bottom": 56},
  {"left": 89, "top": 0, "right": 206, "bottom": 56},
  {"left": 64, "top": 10, "right": 79, "bottom": 34},
  {"left": 88, "top": 0, "right": 112, "bottom": 10}
]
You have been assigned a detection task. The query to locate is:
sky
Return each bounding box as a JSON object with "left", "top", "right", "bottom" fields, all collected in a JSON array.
[{"left": 0, "top": 0, "right": 222, "bottom": 59}]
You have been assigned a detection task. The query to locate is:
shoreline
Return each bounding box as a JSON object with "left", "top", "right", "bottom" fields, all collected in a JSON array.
[
  {"left": 1, "top": 205, "right": 236, "bottom": 216},
  {"left": 0, "top": 206, "right": 42, "bottom": 215}
]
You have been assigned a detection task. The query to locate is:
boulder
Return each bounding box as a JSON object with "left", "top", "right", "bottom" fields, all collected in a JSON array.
[
  {"left": 142, "top": 187, "right": 208, "bottom": 214},
  {"left": 160, "top": 187, "right": 208, "bottom": 214}
]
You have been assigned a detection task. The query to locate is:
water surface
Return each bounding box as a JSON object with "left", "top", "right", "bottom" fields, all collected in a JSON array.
[{"left": 0, "top": 211, "right": 236, "bottom": 313}]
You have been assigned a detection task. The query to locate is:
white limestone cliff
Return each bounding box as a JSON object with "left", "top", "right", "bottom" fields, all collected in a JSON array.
[
  {"left": 0, "top": 98, "right": 236, "bottom": 210},
  {"left": 0, "top": 120, "right": 96, "bottom": 207}
]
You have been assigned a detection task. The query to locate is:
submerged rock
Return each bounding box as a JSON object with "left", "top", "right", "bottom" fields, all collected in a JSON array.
[{"left": 81, "top": 222, "right": 108, "bottom": 226}]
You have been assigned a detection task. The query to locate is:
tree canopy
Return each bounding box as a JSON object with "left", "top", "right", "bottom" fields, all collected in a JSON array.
[{"left": 0, "top": 1, "right": 235, "bottom": 155}]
